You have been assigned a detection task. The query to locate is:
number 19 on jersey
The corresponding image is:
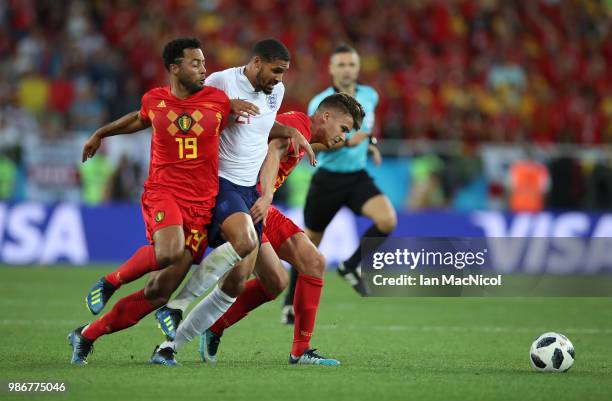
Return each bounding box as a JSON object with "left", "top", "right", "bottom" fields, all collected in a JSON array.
[{"left": 175, "top": 137, "right": 197, "bottom": 159}]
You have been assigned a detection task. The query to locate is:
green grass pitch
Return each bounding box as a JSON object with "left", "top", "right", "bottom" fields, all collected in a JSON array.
[{"left": 1, "top": 266, "right": 611, "bottom": 401}]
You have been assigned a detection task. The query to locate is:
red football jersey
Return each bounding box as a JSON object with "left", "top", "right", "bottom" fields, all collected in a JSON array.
[
  {"left": 272, "top": 111, "right": 312, "bottom": 191},
  {"left": 139, "top": 86, "right": 230, "bottom": 205}
]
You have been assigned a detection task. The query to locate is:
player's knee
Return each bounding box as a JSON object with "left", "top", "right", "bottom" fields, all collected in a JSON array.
[
  {"left": 155, "top": 247, "right": 183, "bottom": 268},
  {"left": 375, "top": 213, "right": 397, "bottom": 234},
  {"left": 301, "top": 251, "right": 326, "bottom": 278},
  {"left": 231, "top": 230, "right": 258, "bottom": 258}
]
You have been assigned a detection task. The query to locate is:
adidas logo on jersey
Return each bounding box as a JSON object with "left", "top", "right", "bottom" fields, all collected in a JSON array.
[{"left": 157, "top": 100, "right": 166, "bottom": 108}]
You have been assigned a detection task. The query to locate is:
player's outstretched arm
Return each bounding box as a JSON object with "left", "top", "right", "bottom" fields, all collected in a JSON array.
[
  {"left": 268, "top": 122, "right": 316, "bottom": 166},
  {"left": 82, "top": 111, "right": 150, "bottom": 162},
  {"left": 250, "top": 138, "right": 289, "bottom": 224}
]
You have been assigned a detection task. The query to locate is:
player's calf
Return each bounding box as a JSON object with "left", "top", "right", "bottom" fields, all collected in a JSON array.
[
  {"left": 258, "top": 265, "right": 289, "bottom": 298},
  {"left": 144, "top": 251, "right": 193, "bottom": 307},
  {"left": 278, "top": 233, "right": 326, "bottom": 279},
  {"left": 218, "top": 249, "right": 257, "bottom": 297}
]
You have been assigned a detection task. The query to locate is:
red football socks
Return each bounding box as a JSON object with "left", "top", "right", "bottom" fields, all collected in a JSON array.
[
  {"left": 81, "top": 289, "right": 156, "bottom": 342},
  {"left": 292, "top": 274, "right": 323, "bottom": 356},
  {"left": 104, "top": 245, "right": 158, "bottom": 288},
  {"left": 209, "top": 278, "right": 274, "bottom": 336}
]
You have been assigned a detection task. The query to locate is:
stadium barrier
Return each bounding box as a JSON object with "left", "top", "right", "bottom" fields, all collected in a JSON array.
[{"left": 0, "top": 202, "right": 611, "bottom": 271}]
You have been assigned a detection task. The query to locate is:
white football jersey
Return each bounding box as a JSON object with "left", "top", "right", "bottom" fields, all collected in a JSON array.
[{"left": 205, "top": 66, "right": 284, "bottom": 186}]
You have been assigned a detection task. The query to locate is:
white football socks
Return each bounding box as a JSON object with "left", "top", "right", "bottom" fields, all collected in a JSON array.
[
  {"left": 172, "top": 285, "right": 236, "bottom": 351},
  {"left": 167, "top": 242, "right": 241, "bottom": 313}
]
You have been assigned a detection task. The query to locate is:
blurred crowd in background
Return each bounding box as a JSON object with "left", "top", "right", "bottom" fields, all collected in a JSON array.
[{"left": 1, "top": 0, "right": 612, "bottom": 212}]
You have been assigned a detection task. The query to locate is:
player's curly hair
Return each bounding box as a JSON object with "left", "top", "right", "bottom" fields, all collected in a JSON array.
[
  {"left": 317, "top": 93, "right": 366, "bottom": 131},
  {"left": 251, "top": 39, "right": 291, "bottom": 62},
  {"left": 162, "top": 38, "right": 202, "bottom": 71}
]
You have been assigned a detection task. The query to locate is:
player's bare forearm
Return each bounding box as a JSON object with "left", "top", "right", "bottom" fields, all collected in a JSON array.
[
  {"left": 269, "top": 122, "right": 316, "bottom": 166},
  {"left": 259, "top": 139, "right": 289, "bottom": 199},
  {"left": 93, "top": 111, "right": 149, "bottom": 139},
  {"left": 82, "top": 111, "right": 149, "bottom": 162},
  {"left": 268, "top": 121, "right": 293, "bottom": 139},
  {"left": 251, "top": 139, "right": 289, "bottom": 224}
]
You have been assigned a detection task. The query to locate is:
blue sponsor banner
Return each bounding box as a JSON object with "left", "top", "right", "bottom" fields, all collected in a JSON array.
[
  {"left": 0, "top": 202, "right": 146, "bottom": 265},
  {"left": 80, "top": 204, "right": 148, "bottom": 263},
  {"left": 356, "top": 211, "right": 612, "bottom": 238},
  {"left": 0, "top": 202, "right": 611, "bottom": 267}
]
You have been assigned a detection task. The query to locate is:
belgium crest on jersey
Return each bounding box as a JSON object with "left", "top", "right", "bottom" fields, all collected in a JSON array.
[
  {"left": 176, "top": 113, "right": 193, "bottom": 134},
  {"left": 155, "top": 210, "right": 165, "bottom": 223}
]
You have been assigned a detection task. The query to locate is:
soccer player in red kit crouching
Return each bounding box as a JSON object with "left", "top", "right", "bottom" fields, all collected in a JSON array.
[{"left": 68, "top": 37, "right": 231, "bottom": 365}]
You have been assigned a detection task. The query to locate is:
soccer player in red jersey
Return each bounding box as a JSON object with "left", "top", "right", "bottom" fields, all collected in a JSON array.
[
  {"left": 151, "top": 93, "right": 365, "bottom": 365},
  {"left": 68, "top": 38, "right": 232, "bottom": 365}
]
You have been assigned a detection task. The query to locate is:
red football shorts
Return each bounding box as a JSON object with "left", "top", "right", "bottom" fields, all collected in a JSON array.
[
  {"left": 141, "top": 189, "right": 212, "bottom": 263},
  {"left": 261, "top": 205, "right": 303, "bottom": 252}
]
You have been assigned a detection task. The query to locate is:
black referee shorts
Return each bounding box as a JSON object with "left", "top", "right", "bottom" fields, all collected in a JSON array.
[{"left": 304, "top": 168, "right": 382, "bottom": 232}]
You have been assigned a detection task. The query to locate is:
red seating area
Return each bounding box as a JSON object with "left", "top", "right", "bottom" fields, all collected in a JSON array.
[{"left": 2, "top": 0, "right": 612, "bottom": 143}]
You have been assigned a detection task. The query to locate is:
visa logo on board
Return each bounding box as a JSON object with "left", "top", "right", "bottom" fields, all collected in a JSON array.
[
  {"left": 472, "top": 212, "right": 612, "bottom": 274},
  {"left": 0, "top": 203, "right": 88, "bottom": 265}
]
